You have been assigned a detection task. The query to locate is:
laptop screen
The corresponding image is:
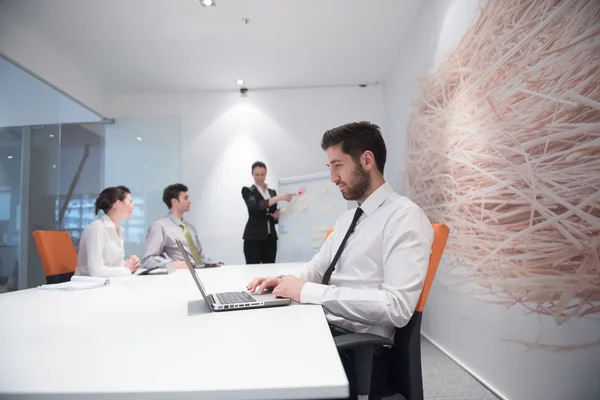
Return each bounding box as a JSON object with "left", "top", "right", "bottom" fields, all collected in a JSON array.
[{"left": 175, "top": 239, "right": 212, "bottom": 306}]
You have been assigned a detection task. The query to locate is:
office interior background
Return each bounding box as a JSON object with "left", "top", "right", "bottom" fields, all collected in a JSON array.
[{"left": 0, "top": 0, "right": 598, "bottom": 399}]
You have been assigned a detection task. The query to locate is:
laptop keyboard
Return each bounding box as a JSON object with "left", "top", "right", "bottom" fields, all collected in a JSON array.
[{"left": 216, "top": 291, "right": 257, "bottom": 305}]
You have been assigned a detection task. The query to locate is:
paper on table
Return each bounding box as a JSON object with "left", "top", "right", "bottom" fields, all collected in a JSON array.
[{"left": 37, "top": 275, "right": 110, "bottom": 291}]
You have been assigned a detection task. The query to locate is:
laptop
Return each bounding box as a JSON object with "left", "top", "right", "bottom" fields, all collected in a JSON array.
[
  {"left": 136, "top": 262, "right": 176, "bottom": 275},
  {"left": 192, "top": 262, "right": 220, "bottom": 269},
  {"left": 176, "top": 239, "right": 291, "bottom": 311}
]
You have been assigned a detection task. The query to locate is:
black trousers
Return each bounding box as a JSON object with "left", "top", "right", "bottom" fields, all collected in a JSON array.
[
  {"left": 243, "top": 234, "right": 277, "bottom": 264},
  {"left": 330, "top": 325, "right": 390, "bottom": 400}
]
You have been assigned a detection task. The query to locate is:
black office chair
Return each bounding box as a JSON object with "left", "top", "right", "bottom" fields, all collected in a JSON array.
[{"left": 334, "top": 224, "right": 449, "bottom": 400}]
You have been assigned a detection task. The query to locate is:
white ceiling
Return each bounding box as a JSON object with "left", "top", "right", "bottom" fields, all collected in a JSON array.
[{"left": 1, "top": 0, "right": 420, "bottom": 94}]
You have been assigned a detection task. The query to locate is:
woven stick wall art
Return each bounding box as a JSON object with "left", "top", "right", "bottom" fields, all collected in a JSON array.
[{"left": 406, "top": 0, "right": 600, "bottom": 325}]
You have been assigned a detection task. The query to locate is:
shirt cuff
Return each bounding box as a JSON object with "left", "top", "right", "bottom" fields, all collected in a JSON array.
[{"left": 300, "top": 282, "right": 328, "bottom": 304}]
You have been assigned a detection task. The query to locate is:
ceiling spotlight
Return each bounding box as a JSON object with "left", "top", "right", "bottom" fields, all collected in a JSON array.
[
  {"left": 200, "top": 0, "right": 216, "bottom": 7},
  {"left": 137, "top": 137, "right": 143, "bottom": 141},
  {"left": 7, "top": 155, "right": 13, "bottom": 159},
  {"left": 49, "top": 134, "right": 54, "bottom": 138},
  {"left": 236, "top": 79, "right": 245, "bottom": 85}
]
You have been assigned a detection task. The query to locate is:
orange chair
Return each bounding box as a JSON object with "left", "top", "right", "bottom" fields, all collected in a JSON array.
[
  {"left": 32, "top": 230, "right": 78, "bottom": 284},
  {"left": 334, "top": 223, "right": 450, "bottom": 400},
  {"left": 324, "top": 228, "right": 334, "bottom": 242}
]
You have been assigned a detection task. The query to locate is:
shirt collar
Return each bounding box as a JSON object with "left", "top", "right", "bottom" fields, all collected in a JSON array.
[
  {"left": 102, "top": 214, "right": 116, "bottom": 227},
  {"left": 101, "top": 214, "right": 121, "bottom": 233},
  {"left": 359, "top": 182, "right": 393, "bottom": 217},
  {"left": 167, "top": 213, "right": 183, "bottom": 225}
]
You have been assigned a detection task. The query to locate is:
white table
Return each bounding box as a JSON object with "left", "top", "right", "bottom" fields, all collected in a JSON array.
[{"left": 0, "top": 263, "right": 349, "bottom": 399}]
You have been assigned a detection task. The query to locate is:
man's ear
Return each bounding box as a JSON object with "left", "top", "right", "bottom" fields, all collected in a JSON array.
[{"left": 361, "top": 151, "right": 376, "bottom": 171}]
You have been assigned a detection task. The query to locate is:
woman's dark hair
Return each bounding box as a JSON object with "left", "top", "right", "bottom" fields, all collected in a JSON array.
[
  {"left": 251, "top": 161, "right": 267, "bottom": 173},
  {"left": 95, "top": 186, "right": 131, "bottom": 215}
]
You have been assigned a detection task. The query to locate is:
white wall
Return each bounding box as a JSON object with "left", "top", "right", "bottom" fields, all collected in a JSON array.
[
  {"left": 383, "top": 0, "right": 479, "bottom": 195},
  {"left": 108, "top": 86, "right": 384, "bottom": 264}
]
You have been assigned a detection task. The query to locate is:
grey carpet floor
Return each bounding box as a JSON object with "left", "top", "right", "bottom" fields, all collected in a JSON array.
[{"left": 420, "top": 337, "right": 499, "bottom": 400}]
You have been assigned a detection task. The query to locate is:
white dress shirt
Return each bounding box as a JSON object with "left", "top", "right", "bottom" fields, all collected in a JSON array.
[
  {"left": 298, "top": 182, "right": 434, "bottom": 340},
  {"left": 253, "top": 184, "right": 272, "bottom": 235},
  {"left": 75, "top": 215, "right": 131, "bottom": 277}
]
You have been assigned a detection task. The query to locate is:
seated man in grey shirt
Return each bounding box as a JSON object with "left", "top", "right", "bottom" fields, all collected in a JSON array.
[{"left": 142, "top": 183, "right": 221, "bottom": 270}]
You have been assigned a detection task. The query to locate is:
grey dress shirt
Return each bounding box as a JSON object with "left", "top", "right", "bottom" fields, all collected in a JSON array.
[{"left": 142, "top": 214, "right": 213, "bottom": 269}]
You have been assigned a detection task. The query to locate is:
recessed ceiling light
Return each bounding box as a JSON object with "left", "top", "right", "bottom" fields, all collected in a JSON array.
[
  {"left": 7, "top": 155, "right": 13, "bottom": 159},
  {"left": 137, "top": 137, "right": 143, "bottom": 141},
  {"left": 200, "top": 0, "right": 216, "bottom": 7},
  {"left": 52, "top": 165, "right": 57, "bottom": 169},
  {"left": 236, "top": 79, "right": 245, "bottom": 85},
  {"left": 49, "top": 134, "right": 54, "bottom": 138}
]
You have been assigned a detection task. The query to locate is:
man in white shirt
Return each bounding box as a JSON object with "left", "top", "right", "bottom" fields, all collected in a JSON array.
[
  {"left": 247, "top": 121, "right": 433, "bottom": 398},
  {"left": 247, "top": 121, "right": 434, "bottom": 340}
]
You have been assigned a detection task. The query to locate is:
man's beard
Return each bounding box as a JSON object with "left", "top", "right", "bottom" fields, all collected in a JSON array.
[{"left": 341, "top": 164, "right": 371, "bottom": 201}]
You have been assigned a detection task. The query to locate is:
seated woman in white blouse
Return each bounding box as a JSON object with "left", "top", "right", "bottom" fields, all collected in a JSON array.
[{"left": 75, "top": 186, "right": 140, "bottom": 277}]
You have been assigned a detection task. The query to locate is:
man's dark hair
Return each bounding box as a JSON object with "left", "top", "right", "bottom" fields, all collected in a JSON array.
[
  {"left": 163, "top": 183, "right": 188, "bottom": 209},
  {"left": 321, "top": 121, "right": 387, "bottom": 173},
  {"left": 95, "top": 186, "right": 131, "bottom": 215},
  {"left": 251, "top": 161, "right": 267, "bottom": 173}
]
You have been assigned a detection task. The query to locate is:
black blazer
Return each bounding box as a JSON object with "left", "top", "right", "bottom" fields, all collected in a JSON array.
[{"left": 242, "top": 185, "right": 278, "bottom": 241}]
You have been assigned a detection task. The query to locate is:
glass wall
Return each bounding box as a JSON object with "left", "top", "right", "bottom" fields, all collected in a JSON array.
[
  {"left": 25, "top": 123, "right": 106, "bottom": 288},
  {"left": 104, "top": 116, "right": 182, "bottom": 259},
  {"left": 0, "top": 55, "right": 106, "bottom": 291},
  {"left": 55, "top": 123, "right": 106, "bottom": 245},
  {"left": 0, "top": 55, "right": 182, "bottom": 291},
  {"left": 0, "top": 127, "right": 22, "bottom": 293}
]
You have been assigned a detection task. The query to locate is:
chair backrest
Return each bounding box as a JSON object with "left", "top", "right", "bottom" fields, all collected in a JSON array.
[
  {"left": 324, "top": 228, "right": 334, "bottom": 242},
  {"left": 389, "top": 223, "right": 449, "bottom": 400},
  {"left": 32, "top": 230, "right": 78, "bottom": 284},
  {"left": 415, "top": 224, "right": 449, "bottom": 312}
]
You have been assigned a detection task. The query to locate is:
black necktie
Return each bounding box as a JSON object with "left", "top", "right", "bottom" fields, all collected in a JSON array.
[{"left": 321, "top": 207, "right": 364, "bottom": 285}]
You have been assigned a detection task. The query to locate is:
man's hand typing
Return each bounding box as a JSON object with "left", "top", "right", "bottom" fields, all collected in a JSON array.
[
  {"left": 272, "top": 275, "right": 306, "bottom": 303},
  {"left": 247, "top": 276, "right": 282, "bottom": 294}
]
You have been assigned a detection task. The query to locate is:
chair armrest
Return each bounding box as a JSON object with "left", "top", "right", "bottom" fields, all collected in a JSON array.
[
  {"left": 334, "top": 333, "right": 393, "bottom": 397},
  {"left": 334, "top": 333, "right": 393, "bottom": 350}
]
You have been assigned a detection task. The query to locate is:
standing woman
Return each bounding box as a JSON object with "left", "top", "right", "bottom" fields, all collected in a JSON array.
[
  {"left": 241, "top": 162, "right": 294, "bottom": 264},
  {"left": 75, "top": 186, "right": 140, "bottom": 277}
]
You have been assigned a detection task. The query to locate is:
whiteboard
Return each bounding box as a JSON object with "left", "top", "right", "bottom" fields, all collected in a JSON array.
[{"left": 276, "top": 172, "right": 349, "bottom": 263}]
